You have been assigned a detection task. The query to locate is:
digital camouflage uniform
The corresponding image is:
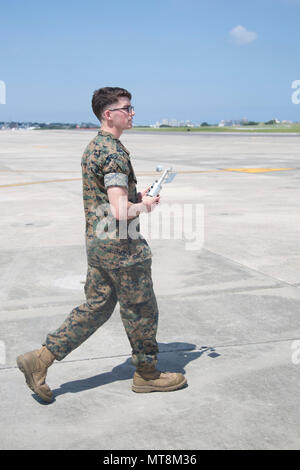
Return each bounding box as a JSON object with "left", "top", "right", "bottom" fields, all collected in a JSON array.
[{"left": 44, "top": 130, "right": 159, "bottom": 368}]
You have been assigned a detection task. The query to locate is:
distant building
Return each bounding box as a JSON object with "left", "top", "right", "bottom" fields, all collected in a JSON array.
[
  {"left": 218, "top": 118, "right": 248, "bottom": 127},
  {"left": 219, "top": 120, "right": 231, "bottom": 127},
  {"left": 153, "top": 118, "right": 198, "bottom": 128}
]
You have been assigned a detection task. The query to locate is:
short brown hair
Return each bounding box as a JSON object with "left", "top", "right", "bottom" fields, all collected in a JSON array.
[{"left": 92, "top": 87, "right": 132, "bottom": 121}]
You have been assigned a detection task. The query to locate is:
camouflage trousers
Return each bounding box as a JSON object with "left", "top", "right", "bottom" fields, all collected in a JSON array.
[{"left": 44, "top": 259, "right": 159, "bottom": 369}]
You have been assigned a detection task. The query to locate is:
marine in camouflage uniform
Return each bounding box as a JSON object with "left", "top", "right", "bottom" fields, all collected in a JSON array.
[
  {"left": 44, "top": 130, "right": 159, "bottom": 369},
  {"left": 16, "top": 88, "right": 186, "bottom": 401}
]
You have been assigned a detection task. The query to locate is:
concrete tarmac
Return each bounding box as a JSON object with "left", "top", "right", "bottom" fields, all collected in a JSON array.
[{"left": 0, "top": 129, "right": 300, "bottom": 450}]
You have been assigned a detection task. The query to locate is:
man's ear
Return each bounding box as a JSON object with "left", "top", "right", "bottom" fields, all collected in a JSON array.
[{"left": 103, "top": 109, "right": 111, "bottom": 121}]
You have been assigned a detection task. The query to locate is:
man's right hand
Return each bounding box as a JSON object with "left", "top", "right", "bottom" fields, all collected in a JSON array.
[{"left": 141, "top": 194, "right": 160, "bottom": 212}]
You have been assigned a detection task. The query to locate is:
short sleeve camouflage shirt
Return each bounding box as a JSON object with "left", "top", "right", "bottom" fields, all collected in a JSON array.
[{"left": 81, "top": 130, "right": 152, "bottom": 269}]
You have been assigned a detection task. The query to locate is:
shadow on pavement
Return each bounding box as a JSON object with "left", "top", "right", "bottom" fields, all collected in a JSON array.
[{"left": 33, "top": 342, "right": 220, "bottom": 403}]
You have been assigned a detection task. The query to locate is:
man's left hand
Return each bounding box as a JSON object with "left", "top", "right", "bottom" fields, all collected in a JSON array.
[{"left": 137, "top": 186, "right": 151, "bottom": 202}]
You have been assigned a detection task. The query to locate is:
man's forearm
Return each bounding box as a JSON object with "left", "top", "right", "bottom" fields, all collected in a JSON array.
[{"left": 107, "top": 187, "right": 158, "bottom": 221}]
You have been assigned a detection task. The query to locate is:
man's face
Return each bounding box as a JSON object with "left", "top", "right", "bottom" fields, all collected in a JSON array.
[{"left": 106, "top": 97, "right": 135, "bottom": 131}]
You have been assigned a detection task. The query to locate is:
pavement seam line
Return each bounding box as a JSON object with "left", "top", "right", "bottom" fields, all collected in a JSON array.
[
  {"left": 2, "top": 337, "right": 300, "bottom": 371},
  {"left": 1, "top": 167, "right": 297, "bottom": 188},
  {"left": 203, "top": 248, "right": 300, "bottom": 292},
  {"left": 0, "top": 170, "right": 222, "bottom": 188}
]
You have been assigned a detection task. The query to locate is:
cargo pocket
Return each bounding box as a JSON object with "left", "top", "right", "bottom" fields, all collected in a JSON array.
[{"left": 114, "top": 259, "right": 154, "bottom": 305}]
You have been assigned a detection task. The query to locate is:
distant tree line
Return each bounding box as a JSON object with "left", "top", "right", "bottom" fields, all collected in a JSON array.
[{"left": 158, "top": 120, "right": 280, "bottom": 128}]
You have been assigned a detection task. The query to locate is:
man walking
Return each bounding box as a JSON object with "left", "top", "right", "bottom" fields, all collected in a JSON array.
[{"left": 16, "top": 87, "right": 187, "bottom": 403}]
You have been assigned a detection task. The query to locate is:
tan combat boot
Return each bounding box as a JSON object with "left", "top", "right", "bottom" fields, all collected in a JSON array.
[
  {"left": 16, "top": 346, "right": 55, "bottom": 403},
  {"left": 132, "top": 365, "right": 187, "bottom": 393}
]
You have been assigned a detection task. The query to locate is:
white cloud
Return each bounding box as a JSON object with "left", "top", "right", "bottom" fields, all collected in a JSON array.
[{"left": 229, "top": 25, "right": 257, "bottom": 45}]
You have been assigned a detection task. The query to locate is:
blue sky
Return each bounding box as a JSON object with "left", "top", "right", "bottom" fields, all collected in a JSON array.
[{"left": 0, "top": 0, "right": 299, "bottom": 124}]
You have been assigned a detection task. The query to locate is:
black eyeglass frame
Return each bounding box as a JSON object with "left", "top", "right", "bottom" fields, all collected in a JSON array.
[{"left": 109, "top": 105, "right": 135, "bottom": 113}]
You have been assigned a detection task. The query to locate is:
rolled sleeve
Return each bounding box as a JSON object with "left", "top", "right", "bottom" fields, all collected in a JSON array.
[
  {"left": 101, "top": 152, "right": 130, "bottom": 190},
  {"left": 104, "top": 172, "right": 128, "bottom": 189}
]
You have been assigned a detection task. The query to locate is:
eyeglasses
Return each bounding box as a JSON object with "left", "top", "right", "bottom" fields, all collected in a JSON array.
[{"left": 109, "top": 105, "right": 135, "bottom": 114}]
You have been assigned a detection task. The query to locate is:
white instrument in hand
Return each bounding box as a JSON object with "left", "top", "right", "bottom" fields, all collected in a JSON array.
[{"left": 147, "top": 166, "right": 177, "bottom": 197}]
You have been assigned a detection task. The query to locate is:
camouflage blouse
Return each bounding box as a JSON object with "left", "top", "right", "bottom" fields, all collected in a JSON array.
[{"left": 81, "top": 130, "right": 152, "bottom": 269}]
